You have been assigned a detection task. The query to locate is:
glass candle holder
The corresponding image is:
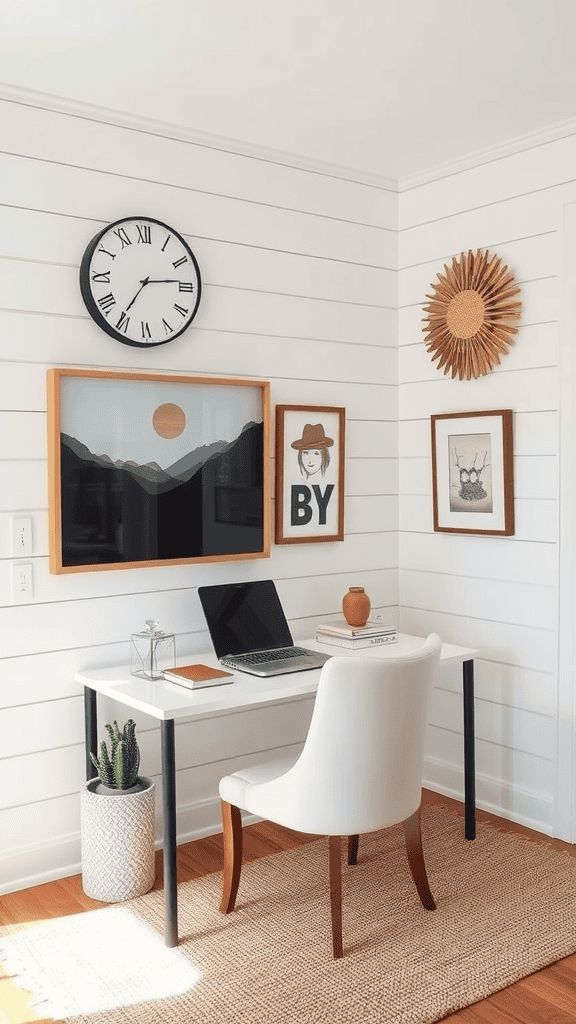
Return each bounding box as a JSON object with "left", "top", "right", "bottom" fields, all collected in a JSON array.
[{"left": 130, "top": 620, "right": 176, "bottom": 680}]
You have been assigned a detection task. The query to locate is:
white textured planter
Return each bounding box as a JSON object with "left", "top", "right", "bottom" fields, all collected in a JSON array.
[{"left": 81, "top": 776, "right": 156, "bottom": 902}]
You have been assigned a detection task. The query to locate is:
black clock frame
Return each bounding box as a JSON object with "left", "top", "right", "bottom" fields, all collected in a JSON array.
[{"left": 79, "top": 215, "right": 202, "bottom": 348}]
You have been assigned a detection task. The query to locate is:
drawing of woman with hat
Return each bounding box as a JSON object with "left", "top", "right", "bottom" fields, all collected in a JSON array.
[{"left": 291, "top": 423, "right": 334, "bottom": 479}]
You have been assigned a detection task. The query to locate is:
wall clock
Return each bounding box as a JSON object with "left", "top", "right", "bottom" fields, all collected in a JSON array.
[{"left": 79, "top": 216, "right": 201, "bottom": 348}]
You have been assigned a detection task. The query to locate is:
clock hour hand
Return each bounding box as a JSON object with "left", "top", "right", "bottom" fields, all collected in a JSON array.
[
  {"left": 125, "top": 276, "right": 150, "bottom": 311},
  {"left": 145, "top": 278, "right": 181, "bottom": 284}
]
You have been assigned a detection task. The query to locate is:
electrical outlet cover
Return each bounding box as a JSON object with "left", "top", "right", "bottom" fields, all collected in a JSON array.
[{"left": 11, "top": 563, "right": 33, "bottom": 602}]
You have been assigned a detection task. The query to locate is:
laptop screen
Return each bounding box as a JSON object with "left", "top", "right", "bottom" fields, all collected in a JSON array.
[{"left": 198, "top": 580, "right": 294, "bottom": 659}]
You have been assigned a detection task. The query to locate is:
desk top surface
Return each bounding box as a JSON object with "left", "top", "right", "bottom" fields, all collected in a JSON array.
[{"left": 76, "top": 634, "right": 478, "bottom": 722}]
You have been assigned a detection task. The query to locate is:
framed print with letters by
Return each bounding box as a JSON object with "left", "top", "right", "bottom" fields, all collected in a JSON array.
[
  {"left": 48, "top": 368, "right": 270, "bottom": 573},
  {"left": 275, "top": 405, "right": 345, "bottom": 545},
  {"left": 431, "top": 409, "right": 514, "bottom": 536}
]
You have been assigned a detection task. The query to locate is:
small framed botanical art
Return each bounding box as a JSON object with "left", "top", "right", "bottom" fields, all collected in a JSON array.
[
  {"left": 47, "top": 368, "right": 270, "bottom": 573},
  {"left": 275, "top": 405, "right": 345, "bottom": 544},
  {"left": 431, "top": 409, "right": 514, "bottom": 536}
]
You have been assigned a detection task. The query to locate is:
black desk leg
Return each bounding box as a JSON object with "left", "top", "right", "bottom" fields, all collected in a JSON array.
[
  {"left": 161, "top": 719, "right": 178, "bottom": 947},
  {"left": 84, "top": 687, "right": 98, "bottom": 781},
  {"left": 463, "top": 659, "right": 476, "bottom": 840}
]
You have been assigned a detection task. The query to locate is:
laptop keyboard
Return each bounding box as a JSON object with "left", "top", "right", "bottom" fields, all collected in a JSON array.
[{"left": 229, "top": 647, "right": 310, "bottom": 665}]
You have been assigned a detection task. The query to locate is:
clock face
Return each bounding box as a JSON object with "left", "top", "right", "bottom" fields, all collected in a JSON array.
[{"left": 79, "top": 216, "right": 201, "bottom": 347}]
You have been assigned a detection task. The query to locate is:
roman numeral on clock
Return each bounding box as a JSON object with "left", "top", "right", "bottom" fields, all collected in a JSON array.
[
  {"left": 174, "top": 304, "right": 188, "bottom": 317},
  {"left": 172, "top": 256, "right": 187, "bottom": 269},
  {"left": 115, "top": 311, "right": 130, "bottom": 334},
  {"left": 113, "top": 227, "right": 132, "bottom": 248},
  {"left": 136, "top": 224, "right": 151, "bottom": 244},
  {"left": 162, "top": 318, "right": 174, "bottom": 334},
  {"left": 141, "top": 322, "right": 152, "bottom": 339},
  {"left": 91, "top": 271, "right": 111, "bottom": 284},
  {"left": 178, "top": 281, "right": 193, "bottom": 292},
  {"left": 97, "top": 246, "right": 116, "bottom": 260},
  {"left": 97, "top": 292, "right": 116, "bottom": 314}
]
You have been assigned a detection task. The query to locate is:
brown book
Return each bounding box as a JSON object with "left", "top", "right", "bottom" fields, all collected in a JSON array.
[{"left": 163, "top": 664, "right": 234, "bottom": 689}]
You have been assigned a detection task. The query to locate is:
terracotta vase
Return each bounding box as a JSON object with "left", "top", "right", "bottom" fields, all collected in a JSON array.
[{"left": 342, "top": 587, "right": 371, "bottom": 627}]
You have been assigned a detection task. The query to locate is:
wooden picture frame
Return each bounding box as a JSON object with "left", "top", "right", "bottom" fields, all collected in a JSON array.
[
  {"left": 275, "top": 404, "right": 345, "bottom": 545},
  {"left": 431, "top": 409, "right": 514, "bottom": 536},
  {"left": 48, "top": 368, "right": 270, "bottom": 573}
]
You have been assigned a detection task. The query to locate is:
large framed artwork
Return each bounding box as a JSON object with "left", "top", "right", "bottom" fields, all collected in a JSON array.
[
  {"left": 431, "top": 409, "right": 514, "bottom": 536},
  {"left": 275, "top": 405, "right": 345, "bottom": 544},
  {"left": 47, "top": 369, "right": 270, "bottom": 573}
]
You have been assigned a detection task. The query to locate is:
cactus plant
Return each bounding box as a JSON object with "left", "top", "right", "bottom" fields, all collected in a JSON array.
[{"left": 90, "top": 719, "right": 141, "bottom": 790}]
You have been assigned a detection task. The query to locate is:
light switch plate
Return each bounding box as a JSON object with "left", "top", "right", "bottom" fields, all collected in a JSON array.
[
  {"left": 12, "top": 563, "right": 33, "bottom": 602},
  {"left": 11, "top": 517, "right": 32, "bottom": 556}
]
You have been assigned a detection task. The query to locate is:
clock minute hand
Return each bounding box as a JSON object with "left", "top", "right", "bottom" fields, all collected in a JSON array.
[{"left": 124, "top": 276, "right": 150, "bottom": 312}]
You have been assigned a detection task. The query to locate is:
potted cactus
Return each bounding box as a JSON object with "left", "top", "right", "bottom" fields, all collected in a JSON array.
[
  {"left": 91, "top": 719, "right": 142, "bottom": 793},
  {"left": 80, "top": 719, "right": 156, "bottom": 902}
]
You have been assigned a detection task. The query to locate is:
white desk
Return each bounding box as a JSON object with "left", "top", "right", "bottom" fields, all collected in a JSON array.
[{"left": 76, "top": 633, "right": 477, "bottom": 946}]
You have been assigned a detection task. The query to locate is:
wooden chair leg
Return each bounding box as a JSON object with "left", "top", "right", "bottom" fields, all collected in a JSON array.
[
  {"left": 220, "top": 800, "right": 243, "bottom": 913},
  {"left": 403, "top": 805, "right": 436, "bottom": 911},
  {"left": 328, "top": 836, "right": 343, "bottom": 958},
  {"left": 347, "top": 834, "right": 359, "bottom": 865}
]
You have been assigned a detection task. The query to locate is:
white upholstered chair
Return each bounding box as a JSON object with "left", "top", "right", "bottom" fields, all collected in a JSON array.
[{"left": 219, "top": 633, "right": 442, "bottom": 958}]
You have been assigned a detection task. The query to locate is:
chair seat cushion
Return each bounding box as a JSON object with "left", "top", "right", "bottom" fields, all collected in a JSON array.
[{"left": 219, "top": 754, "right": 300, "bottom": 809}]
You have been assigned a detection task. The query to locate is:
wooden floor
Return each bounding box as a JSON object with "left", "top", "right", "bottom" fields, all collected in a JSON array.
[{"left": 1, "top": 788, "right": 576, "bottom": 1023}]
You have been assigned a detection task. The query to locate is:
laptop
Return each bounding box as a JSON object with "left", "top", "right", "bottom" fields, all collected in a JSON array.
[{"left": 198, "top": 579, "right": 331, "bottom": 677}]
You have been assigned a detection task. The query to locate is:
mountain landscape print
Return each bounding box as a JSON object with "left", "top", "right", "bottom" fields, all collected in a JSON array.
[{"left": 50, "top": 372, "right": 268, "bottom": 571}]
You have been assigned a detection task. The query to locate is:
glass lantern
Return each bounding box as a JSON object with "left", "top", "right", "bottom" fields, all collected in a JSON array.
[{"left": 130, "top": 620, "right": 176, "bottom": 680}]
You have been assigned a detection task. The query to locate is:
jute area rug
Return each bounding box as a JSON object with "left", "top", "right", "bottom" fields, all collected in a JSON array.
[{"left": 3, "top": 803, "right": 576, "bottom": 1024}]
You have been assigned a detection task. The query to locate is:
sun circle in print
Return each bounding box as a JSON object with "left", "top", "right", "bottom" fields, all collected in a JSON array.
[{"left": 152, "top": 403, "right": 186, "bottom": 438}]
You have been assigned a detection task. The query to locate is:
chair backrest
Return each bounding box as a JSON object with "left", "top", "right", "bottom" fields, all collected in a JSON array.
[{"left": 277, "top": 634, "right": 442, "bottom": 835}]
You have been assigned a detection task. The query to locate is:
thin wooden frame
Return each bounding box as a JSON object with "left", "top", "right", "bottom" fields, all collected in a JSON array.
[
  {"left": 275, "top": 404, "right": 345, "bottom": 545},
  {"left": 48, "top": 368, "right": 270, "bottom": 573},
  {"left": 431, "top": 409, "right": 514, "bottom": 536}
]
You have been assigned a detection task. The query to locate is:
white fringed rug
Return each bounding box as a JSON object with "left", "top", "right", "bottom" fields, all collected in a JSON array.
[{"left": 2, "top": 804, "right": 576, "bottom": 1024}]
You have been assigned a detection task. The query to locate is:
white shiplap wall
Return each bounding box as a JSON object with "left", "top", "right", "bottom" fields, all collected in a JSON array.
[
  {"left": 0, "top": 96, "right": 397, "bottom": 893},
  {"left": 398, "top": 138, "right": 576, "bottom": 836}
]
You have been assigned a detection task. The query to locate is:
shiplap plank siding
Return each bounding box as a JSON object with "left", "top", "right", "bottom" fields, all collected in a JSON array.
[
  {"left": 399, "top": 493, "right": 558, "bottom": 544},
  {"left": 3, "top": 86, "right": 573, "bottom": 893},
  {"left": 0, "top": 259, "right": 395, "bottom": 347},
  {"left": 400, "top": 133, "right": 576, "bottom": 227},
  {"left": 0, "top": 97, "right": 398, "bottom": 228},
  {"left": 0, "top": 95, "right": 397, "bottom": 894},
  {"left": 0, "top": 205, "right": 396, "bottom": 308},
  {"left": 398, "top": 139, "right": 568, "bottom": 836},
  {"left": 0, "top": 544, "right": 397, "bottom": 613},
  {"left": 0, "top": 152, "right": 395, "bottom": 268}
]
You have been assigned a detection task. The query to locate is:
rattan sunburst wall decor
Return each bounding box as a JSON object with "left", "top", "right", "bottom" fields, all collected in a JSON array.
[{"left": 422, "top": 249, "right": 522, "bottom": 381}]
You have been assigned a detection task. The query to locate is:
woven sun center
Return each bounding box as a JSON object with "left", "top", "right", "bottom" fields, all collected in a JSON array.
[{"left": 446, "top": 289, "right": 485, "bottom": 340}]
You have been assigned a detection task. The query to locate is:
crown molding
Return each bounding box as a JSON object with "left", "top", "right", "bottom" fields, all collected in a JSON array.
[
  {"left": 0, "top": 81, "right": 399, "bottom": 193},
  {"left": 398, "top": 116, "right": 576, "bottom": 192},
  {"left": 5, "top": 81, "right": 575, "bottom": 200}
]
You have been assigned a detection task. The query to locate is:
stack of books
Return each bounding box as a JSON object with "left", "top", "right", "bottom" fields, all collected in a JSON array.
[{"left": 315, "top": 617, "right": 398, "bottom": 649}]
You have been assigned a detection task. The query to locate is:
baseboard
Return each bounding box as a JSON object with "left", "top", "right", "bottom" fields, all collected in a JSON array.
[
  {"left": 1, "top": 771, "right": 555, "bottom": 896},
  {"left": 0, "top": 795, "right": 254, "bottom": 897},
  {"left": 168, "top": 795, "right": 263, "bottom": 848},
  {"left": 424, "top": 756, "right": 554, "bottom": 837},
  {"left": 0, "top": 832, "right": 83, "bottom": 897}
]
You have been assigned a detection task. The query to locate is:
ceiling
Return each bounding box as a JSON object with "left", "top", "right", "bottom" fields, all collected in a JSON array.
[{"left": 1, "top": 0, "right": 576, "bottom": 182}]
